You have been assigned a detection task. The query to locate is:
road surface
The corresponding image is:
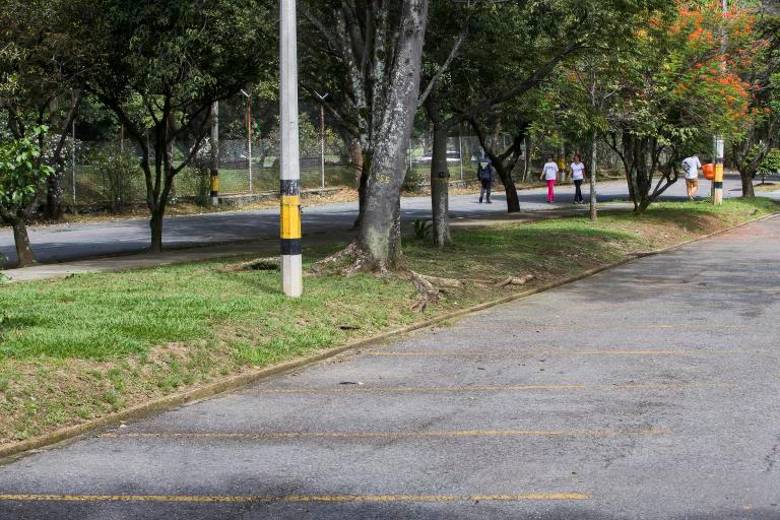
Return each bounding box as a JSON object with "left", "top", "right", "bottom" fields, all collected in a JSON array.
[
  {"left": 1, "top": 214, "right": 779, "bottom": 519},
  {"left": 1, "top": 176, "right": 765, "bottom": 266}
]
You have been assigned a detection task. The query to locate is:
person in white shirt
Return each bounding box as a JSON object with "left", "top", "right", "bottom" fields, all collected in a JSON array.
[
  {"left": 682, "top": 154, "right": 702, "bottom": 200},
  {"left": 540, "top": 157, "right": 559, "bottom": 203},
  {"left": 570, "top": 154, "right": 586, "bottom": 204}
]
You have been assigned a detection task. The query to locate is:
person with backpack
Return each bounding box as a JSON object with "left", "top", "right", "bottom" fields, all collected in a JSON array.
[{"left": 477, "top": 159, "right": 494, "bottom": 204}]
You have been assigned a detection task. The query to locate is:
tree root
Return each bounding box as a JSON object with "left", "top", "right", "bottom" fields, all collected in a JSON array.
[
  {"left": 416, "top": 273, "right": 463, "bottom": 289},
  {"left": 310, "top": 242, "right": 364, "bottom": 275},
  {"left": 407, "top": 271, "right": 441, "bottom": 312},
  {"left": 497, "top": 274, "right": 535, "bottom": 287}
]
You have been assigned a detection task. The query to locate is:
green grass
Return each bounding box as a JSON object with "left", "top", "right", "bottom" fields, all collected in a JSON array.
[{"left": 0, "top": 197, "right": 777, "bottom": 444}]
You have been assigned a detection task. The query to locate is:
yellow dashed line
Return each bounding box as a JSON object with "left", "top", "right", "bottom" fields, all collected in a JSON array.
[
  {"left": 0, "top": 492, "right": 590, "bottom": 503},
  {"left": 367, "top": 350, "right": 699, "bottom": 358},
  {"left": 101, "top": 427, "right": 668, "bottom": 441},
  {"left": 255, "top": 383, "right": 720, "bottom": 395}
]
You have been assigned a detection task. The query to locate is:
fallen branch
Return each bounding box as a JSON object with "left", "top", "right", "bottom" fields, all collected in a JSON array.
[
  {"left": 497, "top": 274, "right": 535, "bottom": 288},
  {"left": 417, "top": 273, "right": 463, "bottom": 289}
]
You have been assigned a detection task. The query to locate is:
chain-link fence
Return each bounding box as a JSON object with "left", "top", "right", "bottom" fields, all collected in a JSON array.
[{"left": 59, "top": 127, "right": 624, "bottom": 209}]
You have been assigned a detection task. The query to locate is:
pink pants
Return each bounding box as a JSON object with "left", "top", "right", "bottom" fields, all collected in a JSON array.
[{"left": 546, "top": 180, "right": 556, "bottom": 202}]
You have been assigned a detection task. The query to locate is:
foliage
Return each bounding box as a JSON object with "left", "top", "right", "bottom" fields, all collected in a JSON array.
[
  {"left": 62, "top": 0, "right": 276, "bottom": 249},
  {"left": 413, "top": 219, "right": 433, "bottom": 240},
  {"left": 88, "top": 143, "right": 141, "bottom": 212},
  {"left": 591, "top": 2, "right": 758, "bottom": 210},
  {"left": 0, "top": 127, "right": 53, "bottom": 216}
]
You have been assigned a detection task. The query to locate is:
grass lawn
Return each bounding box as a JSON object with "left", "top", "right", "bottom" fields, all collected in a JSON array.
[{"left": 0, "top": 197, "right": 777, "bottom": 446}]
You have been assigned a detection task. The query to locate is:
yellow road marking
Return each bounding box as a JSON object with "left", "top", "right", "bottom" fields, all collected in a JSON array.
[
  {"left": 0, "top": 492, "right": 590, "bottom": 503},
  {"left": 254, "top": 383, "right": 721, "bottom": 395},
  {"left": 367, "top": 350, "right": 699, "bottom": 358},
  {"left": 101, "top": 427, "right": 668, "bottom": 441}
]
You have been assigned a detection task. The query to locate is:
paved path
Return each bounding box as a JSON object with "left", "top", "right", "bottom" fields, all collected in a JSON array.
[
  {"left": 2, "top": 215, "right": 779, "bottom": 519},
  {"left": 1, "top": 176, "right": 763, "bottom": 267}
]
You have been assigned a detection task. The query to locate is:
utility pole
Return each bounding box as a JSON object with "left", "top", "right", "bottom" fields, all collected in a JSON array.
[
  {"left": 714, "top": 0, "right": 727, "bottom": 205},
  {"left": 314, "top": 91, "right": 329, "bottom": 190},
  {"left": 458, "top": 127, "right": 464, "bottom": 182},
  {"left": 71, "top": 88, "right": 77, "bottom": 208},
  {"left": 210, "top": 102, "right": 220, "bottom": 207},
  {"left": 241, "top": 89, "right": 253, "bottom": 193},
  {"left": 280, "top": 0, "right": 303, "bottom": 298}
]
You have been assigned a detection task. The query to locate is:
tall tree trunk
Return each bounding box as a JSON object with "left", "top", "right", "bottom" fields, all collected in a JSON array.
[
  {"left": 425, "top": 92, "right": 451, "bottom": 247},
  {"left": 149, "top": 210, "right": 164, "bottom": 254},
  {"left": 357, "top": 0, "right": 429, "bottom": 269},
  {"left": 493, "top": 163, "right": 520, "bottom": 213},
  {"left": 741, "top": 171, "right": 755, "bottom": 198},
  {"left": 353, "top": 151, "right": 371, "bottom": 230},
  {"left": 12, "top": 218, "right": 35, "bottom": 267},
  {"left": 45, "top": 168, "right": 65, "bottom": 221},
  {"left": 350, "top": 139, "right": 364, "bottom": 187}
]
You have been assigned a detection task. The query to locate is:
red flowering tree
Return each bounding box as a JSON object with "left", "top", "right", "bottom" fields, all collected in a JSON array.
[{"left": 605, "top": 2, "right": 753, "bottom": 211}]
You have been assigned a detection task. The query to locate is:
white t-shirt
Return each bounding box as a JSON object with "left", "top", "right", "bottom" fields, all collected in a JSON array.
[
  {"left": 682, "top": 156, "right": 702, "bottom": 180},
  {"left": 571, "top": 162, "right": 585, "bottom": 181},
  {"left": 542, "top": 162, "right": 559, "bottom": 181}
]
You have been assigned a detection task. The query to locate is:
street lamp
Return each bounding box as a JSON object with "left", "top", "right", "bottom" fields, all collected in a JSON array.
[
  {"left": 280, "top": 0, "right": 303, "bottom": 297},
  {"left": 240, "top": 89, "right": 254, "bottom": 193},
  {"left": 314, "top": 91, "right": 330, "bottom": 190}
]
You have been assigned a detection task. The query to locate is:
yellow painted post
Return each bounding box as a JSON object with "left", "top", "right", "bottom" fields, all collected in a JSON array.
[
  {"left": 713, "top": 136, "right": 724, "bottom": 205},
  {"left": 280, "top": 0, "right": 303, "bottom": 297}
]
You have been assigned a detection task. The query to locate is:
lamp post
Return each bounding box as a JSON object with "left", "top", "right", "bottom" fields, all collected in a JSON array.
[
  {"left": 314, "top": 91, "right": 329, "bottom": 190},
  {"left": 280, "top": 0, "right": 303, "bottom": 297},
  {"left": 241, "top": 89, "right": 253, "bottom": 193},
  {"left": 714, "top": 0, "right": 727, "bottom": 205}
]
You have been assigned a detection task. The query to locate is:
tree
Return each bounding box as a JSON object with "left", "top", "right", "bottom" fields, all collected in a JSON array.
[
  {"left": 0, "top": 127, "right": 53, "bottom": 266},
  {"left": 420, "top": 0, "right": 471, "bottom": 248},
  {"left": 605, "top": 4, "right": 751, "bottom": 212},
  {"left": 450, "top": 0, "right": 664, "bottom": 214},
  {"left": 0, "top": 0, "right": 82, "bottom": 221},
  {"left": 302, "top": 0, "right": 430, "bottom": 270},
  {"left": 64, "top": 0, "right": 275, "bottom": 252},
  {"left": 732, "top": 9, "right": 780, "bottom": 197}
]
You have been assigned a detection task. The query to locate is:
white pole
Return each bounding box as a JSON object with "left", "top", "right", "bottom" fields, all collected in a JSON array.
[
  {"left": 458, "top": 131, "right": 464, "bottom": 182},
  {"left": 280, "top": 0, "right": 303, "bottom": 297},
  {"left": 71, "top": 118, "right": 76, "bottom": 206},
  {"left": 314, "top": 91, "right": 329, "bottom": 190},
  {"left": 321, "top": 103, "right": 325, "bottom": 189},
  {"left": 248, "top": 97, "right": 253, "bottom": 193}
]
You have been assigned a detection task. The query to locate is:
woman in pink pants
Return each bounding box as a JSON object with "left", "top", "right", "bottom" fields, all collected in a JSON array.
[{"left": 541, "top": 157, "right": 559, "bottom": 203}]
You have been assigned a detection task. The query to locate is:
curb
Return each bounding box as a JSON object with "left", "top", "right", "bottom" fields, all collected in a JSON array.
[{"left": 1, "top": 210, "right": 777, "bottom": 463}]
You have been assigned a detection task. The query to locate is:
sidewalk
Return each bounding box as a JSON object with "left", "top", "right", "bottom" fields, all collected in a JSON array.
[{"left": 1, "top": 205, "right": 603, "bottom": 283}]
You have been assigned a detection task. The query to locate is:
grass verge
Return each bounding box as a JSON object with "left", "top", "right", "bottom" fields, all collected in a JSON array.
[{"left": 0, "top": 197, "right": 777, "bottom": 446}]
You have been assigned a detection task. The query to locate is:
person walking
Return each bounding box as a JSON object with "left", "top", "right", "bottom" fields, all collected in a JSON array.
[
  {"left": 541, "top": 156, "right": 559, "bottom": 203},
  {"left": 682, "top": 153, "right": 702, "bottom": 200},
  {"left": 477, "top": 159, "right": 494, "bottom": 204},
  {"left": 571, "top": 153, "right": 586, "bottom": 204}
]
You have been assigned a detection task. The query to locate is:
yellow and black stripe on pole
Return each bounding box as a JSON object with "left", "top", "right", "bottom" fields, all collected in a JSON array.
[
  {"left": 713, "top": 136, "right": 724, "bottom": 205},
  {"left": 279, "top": 0, "right": 303, "bottom": 297}
]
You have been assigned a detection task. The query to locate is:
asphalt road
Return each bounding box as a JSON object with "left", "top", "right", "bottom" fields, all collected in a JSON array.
[
  {"left": 0, "top": 176, "right": 762, "bottom": 266},
  {"left": 1, "top": 215, "right": 779, "bottom": 519}
]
